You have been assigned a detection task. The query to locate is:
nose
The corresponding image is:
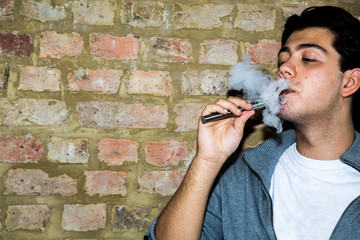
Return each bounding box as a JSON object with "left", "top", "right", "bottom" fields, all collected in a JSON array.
[{"left": 278, "top": 60, "right": 296, "bottom": 79}]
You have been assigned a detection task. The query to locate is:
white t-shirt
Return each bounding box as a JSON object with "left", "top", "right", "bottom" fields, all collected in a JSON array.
[{"left": 269, "top": 143, "right": 360, "bottom": 240}]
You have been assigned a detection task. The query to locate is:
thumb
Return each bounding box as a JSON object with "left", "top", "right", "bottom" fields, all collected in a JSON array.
[{"left": 233, "top": 110, "right": 255, "bottom": 135}]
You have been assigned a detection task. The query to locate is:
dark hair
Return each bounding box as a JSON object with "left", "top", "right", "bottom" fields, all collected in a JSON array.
[{"left": 282, "top": 6, "right": 360, "bottom": 131}]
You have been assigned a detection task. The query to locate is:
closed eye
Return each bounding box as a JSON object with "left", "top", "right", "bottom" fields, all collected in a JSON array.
[{"left": 302, "top": 58, "right": 316, "bottom": 63}]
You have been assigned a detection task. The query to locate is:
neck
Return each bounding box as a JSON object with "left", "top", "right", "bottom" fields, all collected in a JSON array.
[{"left": 294, "top": 115, "right": 355, "bottom": 160}]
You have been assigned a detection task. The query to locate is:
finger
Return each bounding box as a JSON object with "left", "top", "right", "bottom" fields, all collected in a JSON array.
[
  {"left": 233, "top": 110, "right": 255, "bottom": 134},
  {"left": 201, "top": 103, "right": 229, "bottom": 116},
  {"left": 227, "top": 96, "right": 253, "bottom": 111}
]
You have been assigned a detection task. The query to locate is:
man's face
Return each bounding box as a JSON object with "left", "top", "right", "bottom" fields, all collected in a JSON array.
[{"left": 277, "top": 27, "right": 343, "bottom": 125}]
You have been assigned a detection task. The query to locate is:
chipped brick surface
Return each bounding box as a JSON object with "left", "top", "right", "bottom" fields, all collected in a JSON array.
[
  {"left": 174, "top": 103, "right": 205, "bottom": 131},
  {"left": 121, "top": 1, "right": 165, "bottom": 27},
  {"left": 20, "top": 0, "right": 66, "bottom": 22},
  {"left": 72, "top": 0, "right": 117, "bottom": 25},
  {"left": 98, "top": 139, "right": 139, "bottom": 166},
  {"left": 39, "top": 31, "right": 84, "bottom": 59},
  {"left": 5, "top": 205, "right": 51, "bottom": 232},
  {"left": 128, "top": 70, "right": 172, "bottom": 96},
  {"left": 19, "top": 66, "right": 61, "bottom": 92},
  {"left": 151, "top": 37, "right": 193, "bottom": 63},
  {"left": 182, "top": 70, "right": 229, "bottom": 95},
  {"left": 0, "top": 98, "right": 68, "bottom": 126},
  {"left": 173, "top": 4, "right": 233, "bottom": 29},
  {"left": 47, "top": 137, "right": 89, "bottom": 163},
  {"left": 113, "top": 205, "right": 151, "bottom": 231},
  {"left": 138, "top": 171, "right": 185, "bottom": 196},
  {"left": 90, "top": 33, "right": 139, "bottom": 59},
  {"left": 235, "top": 4, "right": 276, "bottom": 31},
  {"left": 85, "top": 170, "right": 127, "bottom": 197},
  {"left": 145, "top": 141, "right": 188, "bottom": 166},
  {"left": 0, "top": 31, "right": 33, "bottom": 57},
  {"left": 0, "top": 135, "right": 43, "bottom": 163},
  {"left": 77, "top": 101, "right": 168, "bottom": 128},
  {"left": 5, "top": 168, "right": 77, "bottom": 196},
  {"left": 246, "top": 39, "right": 281, "bottom": 64},
  {"left": 199, "top": 39, "right": 238, "bottom": 65},
  {"left": 68, "top": 69, "right": 123, "bottom": 93},
  {"left": 0, "top": 0, "right": 14, "bottom": 21},
  {"left": 62, "top": 204, "right": 106, "bottom": 231}
]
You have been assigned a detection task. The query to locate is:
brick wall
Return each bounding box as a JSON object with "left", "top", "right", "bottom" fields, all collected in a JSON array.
[{"left": 0, "top": 0, "right": 359, "bottom": 239}]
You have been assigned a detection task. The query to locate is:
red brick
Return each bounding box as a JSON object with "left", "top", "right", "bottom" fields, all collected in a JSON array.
[
  {"left": 173, "top": 4, "right": 233, "bottom": 30},
  {"left": 129, "top": 70, "right": 172, "bottom": 96},
  {"left": 68, "top": 69, "right": 123, "bottom": 94},
  {"left": 121, "top": 1, "right": 165, "bottom": 27},
  {"left": 174, "top": 103, "right": 205, "bottom": 131},
  {"left": 246, "top": 39, "right": 281, "bottom": 64},
  {"left": 235, "top": 4, "right": 276, "bottom": 31},
  {"left": 199, "top": 39, "right": 238, "bottom": 65},
  {"left": 0, "top": 98, "right": 68, "bottom": 126},
  {"left": 182, "top": 70, "right": 229, "bottom": 95},
  {"left": 72, "top": 0, "right": 117, "bottom": 25},
  {"left": 138, "top": 171, "right": 185, "bottom": 196},
  {"left": 6, "top": 205, "right": 50, "bottom": 232},
  {"left": 98, "top": 139, "right": 139, "bottom": 166},
  {"left": 62, "top": 204, "right": 106, "bottom": 231},
  {"left": 0, "top": 135, "right": 43, "bottom": 163},
  {"left": 0, "top": 0, "right": 14, "bottom": 21},
  {"left": 145, "top": 141, "right": 188, "bottom": 166},
  {"left": 19, "top": 66, "right": 61, "bottom": 92},
  {"left": 20, "top": 0, "right": 66, "bottom": 22},
  {"left": 113, "top": 205, "right": 151, "bottom": 231},
  {"left": 39, "top": 31, "right": 84, "bottom": 59},
  {"left": 85, "top": 170, "right": 127, "bottom": 197},
  {"left": 90, "top": 33, "right": 139, "bottom": 59},
  {"left": 5, "top": 168, "right": 77, "bottom": 196},
  {"left": 77, "top": 101, "right": 168, "bottom": 128},
  {"left": 0, "top": 31, "right": 33, "bottom": 57},
  {"left": 47, "top": 137, "right": 89, "bottom": 163},
  {"left": 151, "top": 37, "right": 193, "bottom": 63}
]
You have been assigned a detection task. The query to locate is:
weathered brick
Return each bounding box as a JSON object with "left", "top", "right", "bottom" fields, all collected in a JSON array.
[
  {"left": 85, "top": 170, "right": 127, "bottom": 197},
  {"left": 182, "top": 70, "right": 229, "bottom": 95},
  {"left": 199, "top": 39, "right": 238, "bottom": 65},
  {"left": 120, "top": 1, "right": 165, "bottom": 27},
  {"left": 138, "top": 171, "right": 185, "bottom": 196},
  {"left": 173, "top": 4, "right": 233, "bottom": 29},
  {"left": 47, "top": 136, "right": 89, "bottom": 163},
  {"left": 77, "top": 101, "right": 168, "bottom": 128},
  {"left": 174, "top": 103, "right": 205, "bottom": 132},
  {"left": 235, "top": 4, "right": 276, "bottom": 31},
  {"left": 0, "top": 0, "right": 14, "bottom": 21},
  {"left": 72, "top": 0, "right": 117, "bottom": 25},
  {"left": 68, "top": 69, "right": 123, "bottom": 94},
  {"left": 0, "top": 31, "right": 33, "bottom": 57},
  {"left": 145, "top": 141, "right": 188, "bottom": 166},
  {"left": 0, "top": 63, "right": 6, "bottom": 89},
  {"left": 20, "top": 0, "right": 66, "bottom": 22},
  {"left": 0, "top": 135, "right": 43, "bottom": 163},
  {"left": 246, "top": 39, "right": 281, "bottom": 64},
  {"left": 6, "top": 205, "right": 51, "bottom": 232},
  {"left": 98, "top": 139, "right": 139, "bottom": 166},
  {"left": 128, "top": 70, "right": 172, "bottom": 96},
  {"left": 283, "top": 6, "right": 309, "bottom": 19},
  {"left": 90, "top": 33, "right": 139, "bottom": 60},
  {"left": 18, "top": 66, "right": 61, "bottom": 92},
  {"left": 39, "top": 31, "right": 84, "bottom": 59},
  {"left": 62, "top": 204, "right": 106, "bottom": 231},
  {"left": 113, "top": 205, "right": 151, "bottom": 231},
  {"left": 5, "top": 168, "right": 77, "bottom": 196},
  {"left": 151, "top": 37, "right": 193, "bottom": 63},
  {"left": 0, "top": 98, "right": 68, "bottom": 126}
]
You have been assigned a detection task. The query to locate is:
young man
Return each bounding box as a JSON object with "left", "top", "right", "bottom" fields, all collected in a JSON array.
[{"left": 146, "top": 6, "right": 360, "bottom": 239}]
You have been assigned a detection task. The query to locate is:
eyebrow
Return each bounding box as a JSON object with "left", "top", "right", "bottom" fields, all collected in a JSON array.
[{"left": 278, "top": 43, "right": 329, "bottom": 56}]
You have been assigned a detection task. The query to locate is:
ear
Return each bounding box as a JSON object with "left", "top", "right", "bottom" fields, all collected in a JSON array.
[{"left": 341, "top": 68, "right": 360, "bottom": 97}]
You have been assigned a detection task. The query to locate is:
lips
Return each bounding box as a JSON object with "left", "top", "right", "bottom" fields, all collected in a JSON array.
[{"left": 280, "top": 88, "right": 295, "bottom": 96}]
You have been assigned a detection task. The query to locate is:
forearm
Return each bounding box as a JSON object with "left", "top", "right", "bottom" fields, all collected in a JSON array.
[{"left": 154, "top": 156, "right": 222, "bottom": 240}]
